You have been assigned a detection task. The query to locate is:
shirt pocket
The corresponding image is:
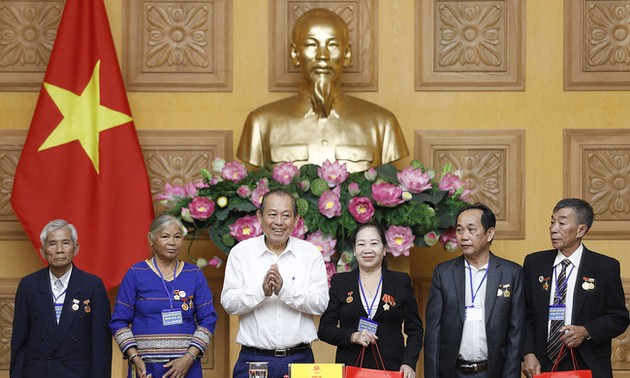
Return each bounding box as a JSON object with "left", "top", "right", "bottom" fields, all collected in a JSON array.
[
  {"left": 271, "top": 144, "right": 308, "bottom": 163},
  {"left": 335, "top": 145, "right": 374, "bottom": 163}
]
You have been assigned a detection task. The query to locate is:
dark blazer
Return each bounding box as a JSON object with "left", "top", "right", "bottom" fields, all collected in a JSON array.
[
  {"left": 523, "top": 247, "right": 630, "bottom": 378},
  {"left": 317, "top": 267, "right": 423, "bottom": 371},
  {"left": 424, "top": 253, "right": 525, "bottom": 378},
  {"left": 10, "top": 265, "right": 112, "bottom": 378}
]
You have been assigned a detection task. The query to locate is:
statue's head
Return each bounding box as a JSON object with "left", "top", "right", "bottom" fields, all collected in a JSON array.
[{"left": 290, "top": 8, "right": 352, "bottom": 89}]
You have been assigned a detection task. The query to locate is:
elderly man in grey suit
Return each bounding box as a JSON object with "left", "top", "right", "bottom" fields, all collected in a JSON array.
[{"left": 424, "top": 203, "right": 525, "bottom": 378}]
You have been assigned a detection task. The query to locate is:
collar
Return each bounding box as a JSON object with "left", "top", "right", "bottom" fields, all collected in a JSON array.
[
  {"left": 465, "top": 260, "right": 489, "bottom": 272},
  {"left": 49, "top": 265, "right": 73, "bottom": 287},
  {"left": 255, "top": 235, "right": 296, "bottom": 257},
  {"left": 553, "top": 243, "right": 584, "bottom": 268}
]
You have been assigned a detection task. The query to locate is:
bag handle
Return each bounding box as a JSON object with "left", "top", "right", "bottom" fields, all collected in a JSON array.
[
  {"left": 354, "top": 342, "right": 392, "bottom": 375},
  {"left": 550, "top": 344, "right": 581, "bottom": 372}
]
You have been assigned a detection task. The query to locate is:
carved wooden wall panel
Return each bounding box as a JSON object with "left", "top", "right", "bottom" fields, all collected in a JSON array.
[
  {"left": 0, "top": 129, "right": 232, "bottom": 240},
  {"left": 0, "top": 278, "right": 19, "bottom": 373},
  {"left": 415, "top": 0, "right": 525, "bottom": 91},
  {"left": 564, "top": 129, "right": 630, "bottom": 238},
  {"left": 0, "top": 131, "right": 28, "bottom": 239},
  {"left": 269, "top": 0, "right": 377, "bottom": 92},
  {"left": 0, "top": 0, "right": 62, "bottom": 91},
  {"left": 415, "top": 129, "right": 525, "bottom": 238},
  {"left": 565, "top": 0, "right": 630, "bottom": 90},
  {"left": 123, "top": 0, "right": 232, "bottom": 91}
]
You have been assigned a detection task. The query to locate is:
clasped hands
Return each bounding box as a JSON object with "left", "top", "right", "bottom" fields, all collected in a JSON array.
[
  {"left": 522, "top": 325, "right": 590, "bottom": 378},
  {"left": 263, "top": 263, "right": 283, "bottom": 297}
]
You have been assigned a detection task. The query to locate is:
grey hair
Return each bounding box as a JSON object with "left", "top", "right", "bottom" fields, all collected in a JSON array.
[
  {"left": 147, "top": 214, "right": 186, "bottom": 243},
  {"left": 39, "top": 219, "right": 78, "bottom": 246}
]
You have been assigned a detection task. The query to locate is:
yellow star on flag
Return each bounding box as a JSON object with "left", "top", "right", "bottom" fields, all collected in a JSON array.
[{"left": 38, "top": 60, "right": 132, "bottom": 174}]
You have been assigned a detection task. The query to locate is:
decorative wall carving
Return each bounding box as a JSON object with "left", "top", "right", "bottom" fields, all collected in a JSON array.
[
  {"left": 0, "top": 0, "right": 62, "bottom": 91},
  {"left": 565, "top": 0, "right": 630, "bottom": 90},
  {"left": 0, "top": 278, "right": 19, "bottom": 371},
  {"left": 415, "top": 129, "right": 525, "bottom": 238},
  {"left": 137, "top": 130, "right": 233, "bottom": 215},
  {"left": 123, "top": 0, "right": 232, "bottom": 91},
  {"left": 564, "top": 129, "right": 630, "bottom": 238},
  {"left": 269, "top": 0, "right": 377, "bottom": 91},
  {"left": 415, "top": 0, "right": 525, "bottom": 91},
  {"left": 0, "top": 129, "right": 232, "bottom": 240}
]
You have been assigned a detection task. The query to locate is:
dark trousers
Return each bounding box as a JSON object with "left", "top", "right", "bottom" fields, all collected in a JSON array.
[{"left": 233, "top": 347, "right": 314, "bottom": 378}]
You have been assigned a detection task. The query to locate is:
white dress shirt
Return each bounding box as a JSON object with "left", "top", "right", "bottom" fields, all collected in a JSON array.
[
  {"left": 459, "top": 261, "right": 489, "bottom": 362},
  {"left": 547, "top": 244, "right": 583, "bottom": 337},
  {"left": 49, "top": 265, "right": 72, "bottom": 303},
  {"left": 220, "top": 235, "right": 329, "bottom": 349}
]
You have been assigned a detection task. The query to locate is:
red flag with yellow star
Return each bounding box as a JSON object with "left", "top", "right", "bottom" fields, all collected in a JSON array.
[{"left": 11, "top": 0, "right": 154, "bottom": 290}]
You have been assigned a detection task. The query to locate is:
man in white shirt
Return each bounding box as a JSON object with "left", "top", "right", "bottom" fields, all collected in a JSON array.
[
  {"left": 522, "top": 198, "right": 629, "bottom": 378},
  {"left": 424, "top": 203, "right": 525, "bottom": 377},
  {"left": 221, "top": 189, "right": 329, "bottom": 378}
]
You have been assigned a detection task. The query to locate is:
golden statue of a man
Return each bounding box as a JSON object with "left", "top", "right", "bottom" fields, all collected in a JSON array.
[{"left": 237, "top": 8, "right": 408, "bottom": 173}]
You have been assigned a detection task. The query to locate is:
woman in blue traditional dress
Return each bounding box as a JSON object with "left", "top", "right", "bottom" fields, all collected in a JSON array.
[{"left": 110, "top": 214, "right": 218, "bottom": 378}]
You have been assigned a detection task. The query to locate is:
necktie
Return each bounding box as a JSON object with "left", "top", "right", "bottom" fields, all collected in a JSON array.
[
  {"left": 547, "top": 259, "right": 571, "bottom": 362},
  {"left": 53, "top": 279, "right": 64, "bottom": 323}
]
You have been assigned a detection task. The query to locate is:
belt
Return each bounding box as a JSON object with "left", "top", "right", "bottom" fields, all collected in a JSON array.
[
  {"left": 456, "top": 359, "right": 488, "bottom": 374},
  {"left": 242, "top": 343, "right": 312, "bottom": 358}
]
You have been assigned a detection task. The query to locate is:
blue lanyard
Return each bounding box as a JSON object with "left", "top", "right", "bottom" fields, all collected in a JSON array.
[
  {"left": 52, "top": 287, "right": 67, "bottom": 304},
  {"left": 358, "top": 274, "right": 383, "bottom": 319},
  {"left": 154, "top": 258, "right": 177, "bottom": 310},
  {"left": 553, "top": 261, "right": 575, "bottom": 301},
  {"left": 466, "top": 261, "right": 488, "bottom": 306}
]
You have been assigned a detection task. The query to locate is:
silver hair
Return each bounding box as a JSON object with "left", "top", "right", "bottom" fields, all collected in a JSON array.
[
  {"left": 147, "top": 214, "right": 186, "bottom": 243},
  {"left": 39, "top": 219, "right": 79, "bottom": 246}
]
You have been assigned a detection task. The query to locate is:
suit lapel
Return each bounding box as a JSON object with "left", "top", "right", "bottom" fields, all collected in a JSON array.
[
  {"left": 348, "top": 270, "right": 366, "bottom": 317},
  {"left": 538, "top": 251, "right": 556, "bottom": 326},
  {"left": 52, "top": 268, "right": 82, "bottom": 352},
  {"left": 35, "top": 269, "right": 57, "bottom": 341},
  {"left": 572, "top": 248, "right": 593, "bottom": 322},
  {"left": 484, "top": 253, "right": 501, "bottom": 324},
  {"left": 452, "top": 257, "right": 466, "bottom": 323},
  {"left": 372, "top": 268, "right": 393, "bottom": 320}
]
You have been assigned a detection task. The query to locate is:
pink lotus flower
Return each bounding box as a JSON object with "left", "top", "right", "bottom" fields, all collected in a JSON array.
[
  {"left": 250, "top": 181, "right": 270, "bottom": 208},
  {"left": 439, "top": 228, "right": 458, "bottom": 252},
  {"left": 228, "top": 215, "right": 263, "bottom": 242},
  {"left": 318, "top": 187, "right": 341, "bottom": 218},
  {"left": 423, "top": 231, "right": 440, "bottom": 247},
  {"left": 317, "top": 160, "right": 349, "bottom": 187},
  {"left": 385, "top": 226, "right": 415, "bottom": 257},
  {"left": 439, "top": 172, "right": 467, "bottom": 196},
  {"left": 273, "top": 161, "right": 300, "bottom": 185},
  {"left": 237, "top": 185, "right": 251, "bottom": 198},
  {"left": 291, "top": 217, "right": 307, "bottom": 239},
  {"left": 371, "top": 182, "right": 404, "bottom": 207},
  {"left": 222, "top": 161, "right": 248, "bottom": 183},
  {"left": 348, "top": 197, "right": 375, "bottom": 223},
  {"left": 348, "top": 182, "right": 361, "bottom": 196},
  {"left": 155, "top": 182, "right": 201, "bottom": 205},
  {"left": 307, "top": 230, "right": 337, "bottom": 262},
  {"left": 397, "top": 166, "right": 432, "bottom": 193},
  {"left": 196, "top": 256, "right": 223, "bottom": 269},
  {"left": 364, "top": 167, "right": 378, "bottom": 181},
  {"left": 188, "top": 197, "right": 215, "bottom": 220}
]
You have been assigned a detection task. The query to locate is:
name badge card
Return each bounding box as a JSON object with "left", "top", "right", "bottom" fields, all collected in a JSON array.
[
  {"left": 358, "top": 317, "right": 378, "bottom": 334},
  {"left": 465, "top": 305, "right": 483, "bottom": 321},
  {"left": 548, "top": 305, "right": 566, "bottom": 321},
  {"left": 162, "top": 309, "right": 183, "bottom": 326}
]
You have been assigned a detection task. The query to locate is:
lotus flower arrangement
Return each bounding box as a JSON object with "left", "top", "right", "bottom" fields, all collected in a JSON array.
[{"left": 156, "top": 158, "right": 472, "bottom": 276}]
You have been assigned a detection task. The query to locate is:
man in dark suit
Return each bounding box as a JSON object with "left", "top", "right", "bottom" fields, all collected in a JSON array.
[
  {"left": 522, "top": 198, "right": 629, "bottom": 378},
  {"left": 424, "top": 203, "right": 525, "bottom": 378},
  {"left": 10, "top": 219, "right": 111, "bottom": 378}
]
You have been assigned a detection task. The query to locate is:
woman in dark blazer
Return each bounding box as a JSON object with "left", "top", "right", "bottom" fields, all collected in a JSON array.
[{"left": 317, "top": 222, "right": 423, "bottom": 378}]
